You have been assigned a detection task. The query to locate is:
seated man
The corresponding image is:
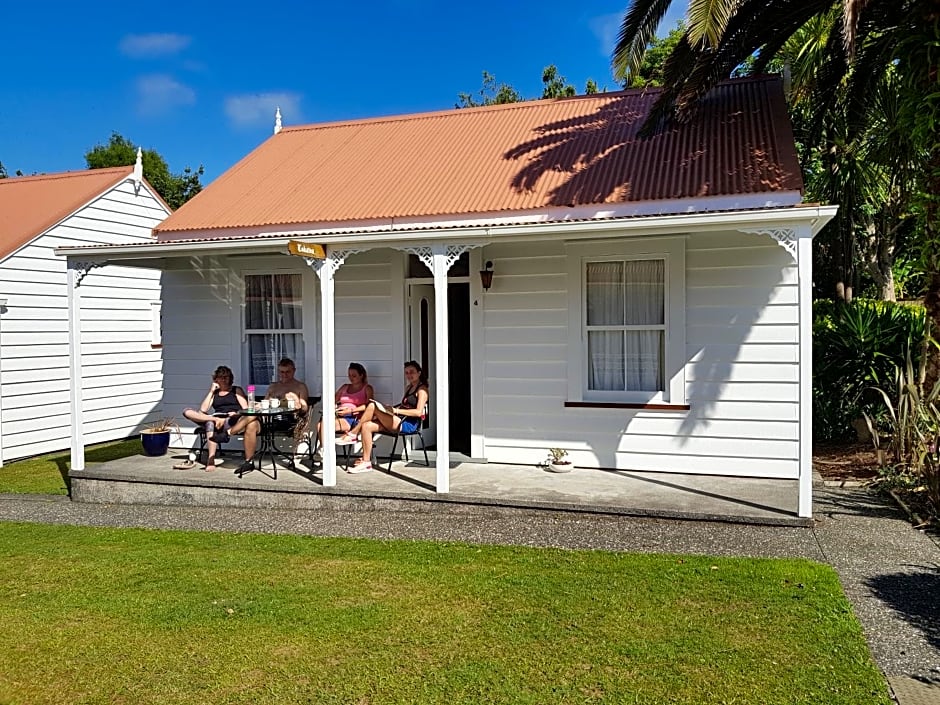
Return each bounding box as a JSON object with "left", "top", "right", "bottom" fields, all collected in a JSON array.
[
  {"left": 265, "top": 357, "right": 309, "bottom": 413},
  {"left": 264, "top": 358, "right": 311, "bottom": 441},
  {"left": 182, "top": 365, "right": 259, "bottom": 473}
]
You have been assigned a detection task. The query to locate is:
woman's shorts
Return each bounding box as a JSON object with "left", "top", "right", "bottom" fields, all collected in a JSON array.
[
  {"left": 399, "top": 418, "right": 420, "bottom": 434},
  {"left": 340, "top": 415, "right": 358, "bottom": 428}
]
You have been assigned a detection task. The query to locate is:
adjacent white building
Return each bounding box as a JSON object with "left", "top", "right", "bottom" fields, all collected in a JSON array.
[{"left": 0, "top": 163, "right": 170, "bottom": 463}]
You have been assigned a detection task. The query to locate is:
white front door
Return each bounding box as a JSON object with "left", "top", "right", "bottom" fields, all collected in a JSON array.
[{"left": 408, "top": 284, "right": 436, "bottom": 446}]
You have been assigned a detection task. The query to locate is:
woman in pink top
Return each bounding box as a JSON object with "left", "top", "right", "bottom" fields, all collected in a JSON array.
[{"left": 327, "top": 362, "right": 374, "bottom": 435}]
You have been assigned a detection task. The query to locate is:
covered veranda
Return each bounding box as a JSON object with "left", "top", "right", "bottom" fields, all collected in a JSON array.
[
  {"left": 67, "top": 450, "right": 810, "bottom": 527},
  {"left": 59, "top": 238, "right": 477, "bottom": 493}
]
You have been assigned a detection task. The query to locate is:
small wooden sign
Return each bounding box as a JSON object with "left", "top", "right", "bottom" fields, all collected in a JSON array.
[{"left": 287, "top": 241, "right": 326, "bottom": 259}]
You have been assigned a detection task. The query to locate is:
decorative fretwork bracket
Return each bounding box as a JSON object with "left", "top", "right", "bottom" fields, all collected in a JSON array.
[
  {"left": 305, "top": 248, "right": 366, "bottom": 279},
  {"left": 70, "top": 261, "right": 104, "bottom": 287},
  {"left": 738, "top": 227, "right": 798, "bottom": 260},
  {"left": 399, "top": 243, "right": 480, "bottom": 275}
]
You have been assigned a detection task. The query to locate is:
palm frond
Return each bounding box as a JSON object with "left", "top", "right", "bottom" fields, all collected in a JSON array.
[
  {"left": 686, "top": 0, "right": 741, "bottom": 49},
  {"left": 613, "top": 0, "right": 678, "bottom": 82},
  {"left": 842, "top": 0, "right": 869, "bottom": 57}
]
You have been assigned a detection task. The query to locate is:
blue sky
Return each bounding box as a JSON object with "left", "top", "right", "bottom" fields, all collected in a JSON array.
[{"left": 2, "top": 1, "right": 686, "bottom": 183}]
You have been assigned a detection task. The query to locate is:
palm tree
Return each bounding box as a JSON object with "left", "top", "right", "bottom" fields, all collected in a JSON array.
[{"left": 612, "top": 0, "right": 940, "bottom": 388}]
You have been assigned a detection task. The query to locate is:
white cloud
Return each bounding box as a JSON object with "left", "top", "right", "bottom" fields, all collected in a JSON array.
[
  {"left": 120, "top": 33, "right": 191, "bottom": 58},
  {"left": 589, "top": 13, "right": 623, "bottom": 56},
  {"left": 136, "top": 74, "right": 196, "bottom": 116},
  {"left": 224, "top": 92, "right": 303, "bottom": 129}
]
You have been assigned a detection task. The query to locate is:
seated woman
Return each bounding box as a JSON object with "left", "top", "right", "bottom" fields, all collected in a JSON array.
[
  {"left": 343, "top": 360, "right": 429, "bottom": 473},
  {"left": 312, "top": 362, "right": 374, "bottom": 449},
  {"left": 182, "top": 365, "right": 259, "bottom": 473}
]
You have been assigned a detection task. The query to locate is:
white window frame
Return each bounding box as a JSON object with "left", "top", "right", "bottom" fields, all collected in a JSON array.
[
  {"left": 150, "top": 301, "right": 162, "bottom": 347},
  {"left": 566, "top": 237, "right": 686, "bottom": 405},
  {"left": 241, "top": 269, "right": 307, "bottom": 392}
]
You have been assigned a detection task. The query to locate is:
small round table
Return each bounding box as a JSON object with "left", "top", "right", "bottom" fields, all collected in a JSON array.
[{"left": 238, "top": 407, "right": 302, "bottom": 479}]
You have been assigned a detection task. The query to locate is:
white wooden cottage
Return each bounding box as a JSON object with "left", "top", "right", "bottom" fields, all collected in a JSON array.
[
  {"left": 58, "top": 77, "right": 835, "bottom": 516},
  {"left": 0, "top": 161, "right": 169, "bottom": 463}
]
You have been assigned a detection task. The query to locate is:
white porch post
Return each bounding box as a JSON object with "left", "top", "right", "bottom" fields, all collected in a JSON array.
[
  {"left": 67, "top": 261, "right": 95, "bottom": 472},
  {"left": 400, "top": 243, "right": 477, "bottom": 493},
  {"left": 740, "top": 226, "right": 813, "bottom": 518},
  {"left": 797, "top": 228, "right": 814, "bottom": 518},
  {"left": 431, "top": 246, "right": 451, "bottom": 492},
  {"left": 314, "top": 257, "right": 338, "bottom": 486},
  {"left": 0, "top": 298, "right": 6, "bottom": 467},
  {"left": 308, "top": 249, "right": 361, "bottom": 487}
]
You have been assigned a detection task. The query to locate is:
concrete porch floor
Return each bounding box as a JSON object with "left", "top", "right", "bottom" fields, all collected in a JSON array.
[{"left": 69, "top": 449, "right": 810, "bottom": 526}]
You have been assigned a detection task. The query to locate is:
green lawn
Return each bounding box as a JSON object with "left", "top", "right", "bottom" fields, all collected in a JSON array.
[
  {"left": 0, "top": 522, "right": 891, "bottom": 705},
  {"left": 0, "top": 439, "right": 141, "bottom": 495}
]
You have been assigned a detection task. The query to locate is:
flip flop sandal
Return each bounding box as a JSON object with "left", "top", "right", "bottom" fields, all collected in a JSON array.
[{"left": 173, "top": 459, "right": 196, "bottom": 470}]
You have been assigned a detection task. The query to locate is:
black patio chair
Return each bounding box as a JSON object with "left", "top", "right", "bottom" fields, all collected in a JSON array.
[
  {"left": 193, "top": 425, "right": 229, "bottom": 463},
  {"left": 382, "top": 415, "right": 429, "bottom": 473}
]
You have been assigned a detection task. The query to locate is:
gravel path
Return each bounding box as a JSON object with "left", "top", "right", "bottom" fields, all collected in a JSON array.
[{"left": 1, "top": 485, "right": 938, "bottom": 683}]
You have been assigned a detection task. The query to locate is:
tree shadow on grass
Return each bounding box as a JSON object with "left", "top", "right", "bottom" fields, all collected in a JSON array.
[{"left": 867, "top": 568, "right": 940, "bottom": 651}]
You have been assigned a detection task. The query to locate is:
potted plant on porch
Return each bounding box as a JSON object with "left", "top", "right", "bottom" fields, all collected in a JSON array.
[
  {"left": 544, "top": 447, "right": 574, "bottom": 473},
  {"left": 140, "top": 417, "right": 181, "bottom": 457}
]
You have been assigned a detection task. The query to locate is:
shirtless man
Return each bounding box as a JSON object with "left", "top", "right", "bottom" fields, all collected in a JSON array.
[{"left": 265, "top": 358, "right": 309, "bottom": 411}]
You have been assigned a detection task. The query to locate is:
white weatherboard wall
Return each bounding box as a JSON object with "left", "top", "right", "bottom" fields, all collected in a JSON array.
[
  {"left": 480, "top": 231, "right": 800, "bottom": 479},
  {"left": 333, "top": 250, "right": 402, "bottom": 405},
  {"left": 1, "top": 179, "right": 168, "bottom": 461},
  {"left": 160, "top": 250, "right": 401, "bottom": 450}
]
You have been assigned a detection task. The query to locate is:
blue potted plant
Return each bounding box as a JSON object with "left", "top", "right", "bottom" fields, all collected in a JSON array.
[{"left": 140, "top": 417, "right": 180, "bottom": 457}]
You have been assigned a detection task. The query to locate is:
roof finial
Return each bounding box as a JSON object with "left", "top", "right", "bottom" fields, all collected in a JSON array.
[
  {"left": 132, "top": 147, "right": 143, "bottom": 193},
  {"left": 274, "top": 106, "right": 282, "bottom": 135}
]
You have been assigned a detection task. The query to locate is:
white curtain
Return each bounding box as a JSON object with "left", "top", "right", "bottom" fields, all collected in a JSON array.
[
  {"left": 586, "top": 260, "right": 664, "bottom": 392},
  {"left": 245, "top": 274, "right": 304, "bottom": 384}
]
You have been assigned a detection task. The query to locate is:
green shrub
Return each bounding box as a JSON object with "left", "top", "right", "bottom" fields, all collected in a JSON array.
[
  {"left": 863, "top": 338, "right": 940, "bottom": 516},
  {"left": 813, "top": 298, "right": 926, "bottom": 441}
]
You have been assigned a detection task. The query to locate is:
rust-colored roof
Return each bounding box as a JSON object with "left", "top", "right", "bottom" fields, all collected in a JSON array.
[
  {"left": 0, "top": 166, "right": 134, "bottom": 260},
  {"left": 156, "top": 76, "right": 802, "bottom": 236}
]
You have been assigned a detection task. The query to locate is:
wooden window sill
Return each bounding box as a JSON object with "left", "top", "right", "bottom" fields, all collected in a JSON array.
[{"left": 564, "top": 401, "right": 690, "bottom": 411}]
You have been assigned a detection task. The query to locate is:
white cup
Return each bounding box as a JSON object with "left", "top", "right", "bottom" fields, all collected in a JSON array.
[
  {"left": 269, "top": 397, "right": 279, "bottom": 408},
  {"left": 260, "top": 399, "right": 270, "bottom": 410},
  {"left": 287, "top": 399, "right": 296, "bottom": 410}
]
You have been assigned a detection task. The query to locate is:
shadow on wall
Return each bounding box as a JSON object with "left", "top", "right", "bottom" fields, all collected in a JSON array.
[
  {"left": 676, "top": 242, "right": 791, "bottom": 444},
  {"left": 501, "top": 90, "right": 800, "bottom": 467},
  {"left": 583, "top": 237, "right": 789, "bottom": 467}
]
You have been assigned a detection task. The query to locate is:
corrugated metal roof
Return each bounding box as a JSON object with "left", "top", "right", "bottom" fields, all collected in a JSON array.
[
  {"left": 0, "top": 166, "right": 133, "bottom": 260},
  {"left": 156, "top": 76, "right": 802, "bottom": 236}
]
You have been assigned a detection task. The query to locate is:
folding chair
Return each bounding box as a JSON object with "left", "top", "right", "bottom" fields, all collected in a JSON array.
[
  {"left": 193, "top": 425, "right": 229, "bottom": 464},
  {"left": 307, "top": 414, "right": 376, "bottom": 471},
  {"left": 382, "top": 415, "right": 430, "bottom": 472}
]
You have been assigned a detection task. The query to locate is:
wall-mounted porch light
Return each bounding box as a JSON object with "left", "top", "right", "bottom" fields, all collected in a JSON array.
[{"left": 480, "top": 261, "right": 494, "bottom": 291}]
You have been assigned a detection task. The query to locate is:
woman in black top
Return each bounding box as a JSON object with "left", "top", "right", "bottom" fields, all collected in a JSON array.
[
  {"left": 343, "top": 361, "right": 429, "bottom": 473},
  {"left": 182, "top": 365, "right": 259, "bottom": 472}
]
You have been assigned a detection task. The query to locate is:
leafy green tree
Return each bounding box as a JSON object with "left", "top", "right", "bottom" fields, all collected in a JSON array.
[
  {"left": 457, "top": 65, "right": 600, "bottom": 108},
  {"left": 540, "top": 65, "right": 576, "bottom": 99},
  {"left": 85, "top": 133, "right": 204, "bottom": 210},
  {"left": 456, "top": 71, "right": 523, "bottom": 108},
  {"left": 0, "top": 161, "right": 6, "bottom": 179},
  {"left": 612, "top": 0, "right": 940, "bottom": 388}
]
